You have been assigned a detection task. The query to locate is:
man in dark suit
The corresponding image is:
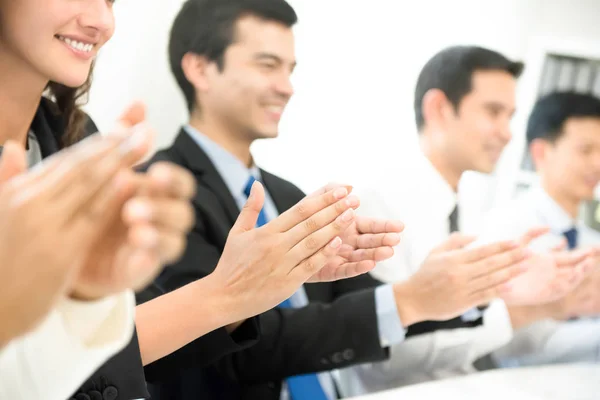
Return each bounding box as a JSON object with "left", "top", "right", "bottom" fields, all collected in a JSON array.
[{"left": 144, "top": 1, "right": 538, "bottom": 399}]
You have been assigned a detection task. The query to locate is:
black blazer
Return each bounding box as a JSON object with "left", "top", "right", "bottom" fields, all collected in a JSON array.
[
  {"left": 144, "top": 129, "right": 392, "bottom": 400},
  {"left": 30, "top": 99, "right": 260, "bottom": 400}
]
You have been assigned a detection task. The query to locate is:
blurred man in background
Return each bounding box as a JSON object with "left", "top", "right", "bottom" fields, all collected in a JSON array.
[
  {"left": 337, "top": 46, "right": 596, "bottom": 396},
  {"left": 481, "top": 91, "right": 600, "bottom": 367}
]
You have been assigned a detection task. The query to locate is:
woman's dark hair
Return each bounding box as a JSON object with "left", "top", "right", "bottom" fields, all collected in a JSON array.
[{"left": 45, "top": 63, "right": 95, "bottom": 147}]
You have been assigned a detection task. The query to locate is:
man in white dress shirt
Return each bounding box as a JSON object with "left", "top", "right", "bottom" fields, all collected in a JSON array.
[
  {"left": 484, "top": 92, "right": 600, "bottom": 366},
  {"left": 336, "top": 47, "right": 594, "bottom": 396}
]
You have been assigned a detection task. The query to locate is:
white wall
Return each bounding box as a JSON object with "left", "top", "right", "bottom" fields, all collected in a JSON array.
[{"left": 86, "top": 0, "right": 600, "bottom": 230}]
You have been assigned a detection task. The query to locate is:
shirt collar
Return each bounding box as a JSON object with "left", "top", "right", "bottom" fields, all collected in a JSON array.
[
  {"left": 530, "top": 184, "right": 578, "bottom": 233},
  {"left": 415, "top": 151, "right": 458, "bottom": 220},
  {"left": 183, "top": 124, "right": 261, "bottom": 198}
]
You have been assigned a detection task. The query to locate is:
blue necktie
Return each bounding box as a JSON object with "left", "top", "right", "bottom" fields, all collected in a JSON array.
[
  {"left": 563, "top": 227, "right": 578, "bottom": 250},
  {"left": 243, "top": 175, "right": 329, "bottom": 400}
]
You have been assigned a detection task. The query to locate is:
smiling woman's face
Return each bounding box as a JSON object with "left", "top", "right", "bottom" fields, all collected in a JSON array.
[{"left": 0, "top": 0, "right": 116, "bottom": 88}]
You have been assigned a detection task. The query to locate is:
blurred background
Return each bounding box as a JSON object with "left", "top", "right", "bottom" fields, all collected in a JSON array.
[{"left": 85, "top": 0, "right": 600, "bottom": 233}]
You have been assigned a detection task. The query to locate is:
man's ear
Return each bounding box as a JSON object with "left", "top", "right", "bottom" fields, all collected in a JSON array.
[
  {"left": 422, "top": 88, "right": 454, "bottom": 127},
  {"left": 181, "top": 53, "right": 212, "bottom": 93},
  {"left": 529, "top": 138, "right": 549, "bottom": 171}
]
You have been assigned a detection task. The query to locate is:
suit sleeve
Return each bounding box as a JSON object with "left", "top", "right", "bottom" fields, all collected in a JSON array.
[{"left": 213, "top": 286, "right": 388, "bottom": 384}]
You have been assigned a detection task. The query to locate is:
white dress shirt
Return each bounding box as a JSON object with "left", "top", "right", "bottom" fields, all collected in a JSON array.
[
  {"left": 0, "top": 292, "right": 135, "bottom": 400},
  {"left": 335, "top": 151, "right": 513, "bottom": 396},
  {"left": 184, "top": 126, "right": 407, "bottom": 400},
  {"left": 478, "top": 184, "right": 600, "bottom": 366}
]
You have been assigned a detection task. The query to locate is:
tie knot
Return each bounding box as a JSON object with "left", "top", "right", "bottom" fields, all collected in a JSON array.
[
  {"left": 448, "top": 205, "right": 459, "bottom": 234},
  {"left": 244, "top": 175, "right": 258, "bottom": 198},
  {"left": 563, "top": 227, "right": 578, "bottom": 250}
]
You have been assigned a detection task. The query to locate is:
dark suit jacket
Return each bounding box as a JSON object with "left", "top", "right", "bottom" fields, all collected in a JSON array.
[
  {"left": 144, "top": 129, "right": 392, "bottom": 400},
  {"left": 30, "top": 99, "right": 260, "bottom": 400}
]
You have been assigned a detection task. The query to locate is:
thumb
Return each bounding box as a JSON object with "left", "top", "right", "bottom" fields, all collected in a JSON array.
[
  {"left": 105, "top": 102, "right": 147, "bottom": 138},
  {"left": 231, "top": 181, "right": 265, "bottom": 233},
  {"left": 0, "top": 141, "right": 27, "bottom": 183},
  {"left": 519, "top": 226, "right": 550, "bottom": 246},
  {"left": 118, "top": 102, "right": 146, "bottom": 128},
  {"left": 550, "top": 239, "right": 568, "bottom": 253},
  {"left": 431, "top": 232, "right": 476, "bottom": 254}
]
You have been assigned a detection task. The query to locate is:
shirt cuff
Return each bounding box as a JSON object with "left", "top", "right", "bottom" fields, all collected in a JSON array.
[
  {"left": 462, "top": 308, "right": 484, "bottom": 322},
  {"left": 374, "top": 284, "right": 406, "bottom": 348},
  {"left": 61, "top": 291, "right": 135, "bottom": 348}
]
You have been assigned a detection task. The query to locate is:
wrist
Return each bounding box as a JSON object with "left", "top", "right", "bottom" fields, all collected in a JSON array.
[
  {"left": 393, "top": 281, "right": 423, "bottom": 326},
  {"left": 191, "top": 272, "right": 240, "bottom": 332},
  {"left": 508, "top": 303, "right": 555, "bottom": 329}
]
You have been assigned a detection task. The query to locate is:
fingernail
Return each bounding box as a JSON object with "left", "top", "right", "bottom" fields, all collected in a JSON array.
[
  {"left": 127, "top": 200, "right": 153, "bottom": 220},
  {"left": 522, "top": 248, "right": 533, "bottom": 257},
  {"left": 333, "top": 187, "right": 348, "bottom": 199},
  {"left": 329, "top": 237, "right": 342, "bottom": 249},
  {"left": 341, "top": 208, "right": 355, "bottom": 222},
  {"left": 345, "top": 195, "right": 359, "bottom": 207}
]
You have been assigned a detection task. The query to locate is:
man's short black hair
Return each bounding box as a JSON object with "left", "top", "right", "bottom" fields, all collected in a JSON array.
[
  {"left": 526, "top": 91, "right": 600, "bottom": 146},
  {"left": 169, "top": 0, "right": 298, "bottom": 112},
  {"left": 414, "top": 46, "right": 524, "bottom": 131}
]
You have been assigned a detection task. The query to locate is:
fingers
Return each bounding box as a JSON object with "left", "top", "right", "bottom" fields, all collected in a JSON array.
[
  {"left": 120, "top": 247, "right": 162, "bottom": 291},
  {"left": 519, "top": 226, "right": 550, "bottom": 246},
  {"left": 355, "top": 232, "right": 402, "bottom": 249},
  {"left": 118, "top": 102, "right": 146, "bottom": 127},
  {"left": 468, "top": 246, "right": 531, "bottom": 279},
  {"left": 354, "top": 217, "right": 405, "bottom": 236},
  {"left": 469, "top": 260, "right": 529, "bottom": 301},
  {"left": 54, "top": 142, "right": 131, "bottom": 217},
  {"left": 310, "top": 260, "right": 377, "bottom": 283},
  {"left": 68, "top": 171, "right": 137, "bottom": 240},
  {"left": 339, "top": 246, "right": 395, "bottom": 263},
  {"left": 123, "top": 196, "right": 195, "bottom": 233},
  {"left": 284, "top": 195, "right": 358, "bottom": 247},
  {"left": 231, "top": 181, "right": 265, "bottom": 234},
  {"left": 430, "top": 233, "right": 476, "bottom": 255},
  {"left": 307, "top": 183, "right": 353, "bottom": 198},
  {"left": 288, "top": 237, "right": 342, "bottom": 282},
  {"left": 128, "top": 223, "right": 186, "bottom": 265},
  {"left": 0, "top": 141, "right": 27, "bottom": 184},
  {"left": 286, "top": 207, "right": 357, "bottom": 265},
  {"left": 458, "top": 240, "right": 520, "bottom": 264},
  {"left": 550, "top": 239, "right": 568, "bottom": 253},
  {"left": 270, "top": 187, "right": 351, "bottom": 233},
  {"left": 144, "top": 162, "right": 197, "bottom": 200},
  {"left": 554, "top": 249, "right": 591, "bottom": 268}
]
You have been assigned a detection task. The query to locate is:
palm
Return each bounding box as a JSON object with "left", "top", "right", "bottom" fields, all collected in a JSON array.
[
  {"left": 74, "top": 213, "right": 137, "bottom": 297},
  {"left": 306, "top": 217, "right": 403, "bottom": 283},
  {"left": 502, "top": 251, "right": 590, "bottom": 305}
]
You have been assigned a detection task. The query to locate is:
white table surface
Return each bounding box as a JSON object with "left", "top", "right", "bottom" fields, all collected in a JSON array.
[{"left": 348, "top": 364, "right": 600, "bottom": 400}]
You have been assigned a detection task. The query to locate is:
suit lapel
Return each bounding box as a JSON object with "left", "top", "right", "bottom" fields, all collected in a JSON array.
[
  {"left": 30, "top": 98, "right": 62, "bottom": 157},
  {"left": 172, "top": 129, "right": 241, "bottom": 227}
]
